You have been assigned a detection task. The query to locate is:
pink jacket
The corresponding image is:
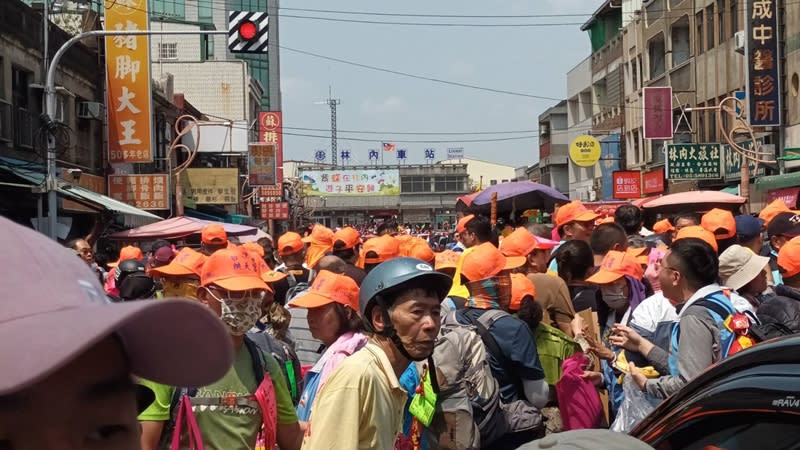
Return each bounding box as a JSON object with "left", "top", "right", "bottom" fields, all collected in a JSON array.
[{"left": 318, "top": 332, "right": 368, "bottom": 388}]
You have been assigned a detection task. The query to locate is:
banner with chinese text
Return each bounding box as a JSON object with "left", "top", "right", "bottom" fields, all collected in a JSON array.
[
  {"left": 104, "top": 0, "right": 153, "bottom": 163},
  {"left": 666, "top": 144, "right": 723, "bottom": 181},
  {"left": 258, "top": 112, "right": 283, "bottom": 184},
  {"left": 643, "top": 87, "right": 673, "bottom": 139},
  {"left": 260, "top": 202, "right": 289, "bottom": 220},
  {"left": 300, "top": 169, "right": 400, "bottom": 196},
  {"left": 248, "top": 144, "right": 276, "bottom": 186},
  {"left": 612, "top": 171, "right": 642, "bottom": 199},
  {"left": 746, "top": 0, "right": 781, "bottom": 126},
  {"left": 180, "top": 168, "right": 239, "bottom": 205},
  {"left": 109, "top": 174, "right": 169, "bottom": 210},
  {"left": 724, "top": 139, "right": 768, "bottom": 181},
  {"left": 642, "top": 168, "right": 665, "bottom": 194}
]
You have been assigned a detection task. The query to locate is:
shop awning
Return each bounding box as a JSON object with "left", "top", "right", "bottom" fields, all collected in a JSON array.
[
  {"left": 0, "top": 158, "right": 161, "bottom": 228},
  {"left": 754, "top": 171, "right": 800, "bottom": 191}
]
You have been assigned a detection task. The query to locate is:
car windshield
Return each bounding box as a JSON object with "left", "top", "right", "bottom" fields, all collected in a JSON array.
[{"left": 653, "top": 413, "right": 800, "bottom": 450}]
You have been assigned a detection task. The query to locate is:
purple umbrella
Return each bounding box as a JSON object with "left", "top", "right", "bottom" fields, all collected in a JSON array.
[{"left": 470, "top": 181, "right": 568, "bottom": 213}]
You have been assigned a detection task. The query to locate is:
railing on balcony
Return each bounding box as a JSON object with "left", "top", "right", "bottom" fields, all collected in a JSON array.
[
  {"left": 13, "top": 107, "right": 36, "bottom": 149},
  {"left": 591, "top": 35, "right": 623, "bottom": 73},
  {"left": 0, "top": 100, "right": 11, "bottom": 142}
]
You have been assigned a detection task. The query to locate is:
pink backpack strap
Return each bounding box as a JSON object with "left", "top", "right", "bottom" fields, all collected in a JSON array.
[
  {"left": 171, "top": 396, "right": 205, "bottom": 450},
  {"left": 254, "top": 375, "right": 277, "bottom": 450}
]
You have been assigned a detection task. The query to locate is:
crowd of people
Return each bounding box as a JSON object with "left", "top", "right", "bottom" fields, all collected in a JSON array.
[{"left": 3, "top": 196, "right": 800, "bottom": 449}]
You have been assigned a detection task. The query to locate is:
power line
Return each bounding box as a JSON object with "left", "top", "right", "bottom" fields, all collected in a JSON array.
[
  {"left": 279, "top": 15, "right": 585, "bottom": 27},
  {"left": 278, "top": 6, "right": 593, "bottom": 18}
]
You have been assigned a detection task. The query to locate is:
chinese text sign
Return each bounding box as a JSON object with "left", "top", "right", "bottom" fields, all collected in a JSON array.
[
  {"left": 643, "top": 87, "right": 673, "bottom": 139},
  {"left": 666, "top": 144, "right": 723, "bottom": 180},
  {"left": 181, "top": 168, "right": 239, "bottom": 205},
  {"left": 249, "top": 144, "right": 276, "bottom": 186},
  {"left": 258, "top": 112, "right": 283, "bottom": 184},
  {"left": 300, "top": 169, "right": 401, "bottom": 196},
  {"left": 612, "top": 171, "right": 642, "bottom": 199},
  {"left": 108, "top": 174, "right": 169, "bottom": 210},
  {"left": 747, "top": 0, "right": 781, "bottom": 126}
]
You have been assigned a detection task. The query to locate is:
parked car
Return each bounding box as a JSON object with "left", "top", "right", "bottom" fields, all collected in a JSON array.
[{"left": 630, "top": 335, "right": 800, "bottom": 449}]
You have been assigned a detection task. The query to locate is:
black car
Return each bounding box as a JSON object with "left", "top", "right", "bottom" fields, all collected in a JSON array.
[{"left": 630, "top": 335, "right": 800, "bottom": 449}]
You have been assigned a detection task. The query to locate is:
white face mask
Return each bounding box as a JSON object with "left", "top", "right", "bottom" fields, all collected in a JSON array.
[{"left": 601, "top": 285, "right": 628, "bottom": 310}]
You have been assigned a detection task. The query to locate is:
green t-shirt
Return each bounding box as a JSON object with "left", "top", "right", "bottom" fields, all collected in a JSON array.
[{"left": 137, "top": 379, "right": 175, "bottom": 421}]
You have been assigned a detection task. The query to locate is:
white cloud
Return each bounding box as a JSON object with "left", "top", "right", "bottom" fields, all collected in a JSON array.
[{"left": 360, "top": 96, "right": 408, "bottom": 114}]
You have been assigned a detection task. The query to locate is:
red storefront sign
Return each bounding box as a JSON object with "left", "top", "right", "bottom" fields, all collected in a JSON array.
[
  {"left": 258, "top": 112, "right": 284, "bottom": 185},
  {"left": 108, "top": 174, "right": 169, "bottom": 210},
  {"left": 767, "top": 187, "right": 800, "bottom": 209},
  {"left": 260, "top": 202, "right": 289, "bottom": 220},
  {"left": 642, "top": 168, "right": 665, "bottom": 194},
  {"left": 643, "top": 87, "right": 673, "bottom": 139},
  {"left": 613, "top": 171, "right": 642, "bottom": 199},
  {"left": 258, "top": 185, "right": 282, "bottom": 199}
]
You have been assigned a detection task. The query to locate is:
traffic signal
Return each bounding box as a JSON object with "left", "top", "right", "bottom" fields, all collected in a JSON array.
[{"left": 228, "top": 11, "right": 269, "bottom": 53}]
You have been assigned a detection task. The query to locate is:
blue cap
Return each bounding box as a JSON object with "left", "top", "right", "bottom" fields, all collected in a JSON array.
[{"left": 735, "top": 215, "right": 764, "bottom": 240}]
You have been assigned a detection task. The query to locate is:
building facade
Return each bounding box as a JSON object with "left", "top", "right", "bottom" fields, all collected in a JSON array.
[
  {"left": 567, "top": 56, "right": 596, "bottom": 199},
  {"left": 537, "top": 100, "right": 570, "bottom": 195}
]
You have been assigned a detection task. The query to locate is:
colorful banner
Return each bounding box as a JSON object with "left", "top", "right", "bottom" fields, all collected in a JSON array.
[
  {"left": 747, "top": 0, "right": 781, "bottom": 126},
  {"left": 62, "top": 173, "right": 107, "bottom": 212},
  {"left": 180, "top": 168, "right": 239, "bottom": 205},
  {"left": 300, "top": 169, "right": 400, "bottom": 196},
  {"left": 643, "top": 87, "right": 673, "bottom": 139},
  {"left": 104, "top": 0, "right": 153, "bottom": 163},
  {"left": 260, "top": 202, "right": 289, "bottom": 220},
  {"left": 248, "top": 144, "right": 276, "bottom": 186},
  {"left": 767, "top": 187, "right": 800, "bottom": 209},
  {"left": 258, "top": 112, "right": 283, "bottom": 184},
  {"left": 666, "top": 144, "right": 723, "bottom": 180},
  {"left": 613, "top": 171, "right": 642, "bottom": 199},
  {"left": 642, "top": 168, "right": 665, "bottom": 194},
  {"left": 108, "top": 174, "right": 169, "bottom": 210}
]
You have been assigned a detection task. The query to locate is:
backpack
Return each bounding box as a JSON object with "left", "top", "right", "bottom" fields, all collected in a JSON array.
[
  {"left": 246, "top": 332, "right": 304, "bottom": 406},
  {"left": 284, "top": 270, "right": 311, "bottom": 304},
  {"left": 158, "top": 334, "right": 280, "bottom": 450},
  {"left": 433, "top": 310, "right": 543, "bottom": 449},
  {"left": 668, "top": 291, "right": 756, "bottom": 377}
]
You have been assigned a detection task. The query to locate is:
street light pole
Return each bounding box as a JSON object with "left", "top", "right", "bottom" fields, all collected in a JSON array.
[{"left": 43, "top": 29, "right": 227, "bottom": 240}]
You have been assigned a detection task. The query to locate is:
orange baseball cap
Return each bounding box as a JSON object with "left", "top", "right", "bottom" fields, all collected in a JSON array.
[
  {"left": 150, "top": 247, "right": 207, "bottom": 278},
  {"left": 500, "top": 227, "right": 557, "bottom": 257},
  {"left": 277, "top": 232, "right": 305, "bottom": 257},
  {"left": 108, "top": 245, "right": 144, "bottom": 268},
  {"left": 586, "top": 250, "right": 644, "bottom": 285},
  {"left": 288, "top": 270, "right": 360, "bottom": 311},
  {"left": 777, "top": 236, "right": 800, "bottom": 279},
  {"left": 760, "top": 199, "right": 791, "bottom": 226},
  {"left": 242, "top": 242, "right": 265, "bottom": 259},
  {"left": 201, "top": 223, "right": 227, "bottom": 245},
  {"left": 261, "top": 270, "right": 288, "bottom": 284},
  {"left": 554, "top": 201, "right": 600, "bottom": 229},
  {"left": 435, "top": 250, "right": 460, "bottom": 271},
  {"left": 363, "top": 234, "right": 401, "bottom": 264},
  {"left": 302, "top": 225, "right": 334, "bottom": 246},
  {"left": 333, "top": 227, "right": 361, "bottom": 250},
  {"left": 674, "top": 225, "right": 719, "bottom": 252},
  {"left": 456, "top": 214, "right": 475, "bottom": 233},
  {"left": 461, "top": 242, "right": 526, "bottom": 281},
  {"left": 509, "top": 273, "right": 537, "bottom": 312},
  {"left": 408, "top": 242, "right": 435, "bottom": 263},
  {"left": 200, "top": 247, "right": 269, "bottom": 292},
  {"left": 652, "top": 218, "right": 674, "bottom": 234},
  {"left": 701, "top": 208, "right": 736, "bottom": 240}
]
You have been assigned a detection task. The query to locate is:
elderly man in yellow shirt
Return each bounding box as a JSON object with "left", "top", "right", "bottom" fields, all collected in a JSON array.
[{"left": 301, "top": 257, "right": 452, "bottom": 449}]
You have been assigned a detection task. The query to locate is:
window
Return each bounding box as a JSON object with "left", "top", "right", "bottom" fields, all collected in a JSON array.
[
  {"left": 671, "top": 17, "right": 691, "bottom": 67},
  {"left": 151, "top": 0, "right": 184, "bottom": 18},
  {"left": 707, "top": 5, "right": 715, "bottom": 50},
  {"left": 653, "top": 414, "right": 800, "bottom": 450},
  {"left": 490, "top": 180, "right": 498, "bottom": 186},
  {"left": 198, "top": 0, "right": 213, "bottom": 22},
  {"left": 651, "top": 140, "right": 665, "bottom": 164},
  {"left": 718, "top": 0, "right": 726, "bottom": 42},
  {"left": 631, "top": 59, "right": 639, "bottom": 91},
  {"left": 731, "top": 0, "right": 739, "bottom": 35},
  {"left": 401, "top": 176, "right": 432, "bottom": 193},
  {"left": 434, "top": 176, "right": 465, "bottom": 192},
  {"left": 648, "top": 34, "right": 666, "bottom": 79},
  {"left": 696, "top": 10, "right": 704, "bottom": 54},
  {"left": 158, "top": 42, "right": 178, "bottom": 60}
]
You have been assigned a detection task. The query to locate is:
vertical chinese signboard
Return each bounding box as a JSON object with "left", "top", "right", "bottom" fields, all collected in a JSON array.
[
  {"left": 746, "top": 0, "right": 781, "bottom": 127},
  {"left": 109, "top": 174, "right": 169, "bottom": 210},
  {"left": 248, "top": 144, "right": 276, "bottom": 185},
  {"left": 643, "top": 87, "right": 673, "bottom": 139},
  {"left": 260, "top": 202, "right": 289, "bottom": 220},
  {"left": 666, "top": 144, "right": 723, "bottom": 180},
  {"left": 104, "top": 0, "right": 153, "bottom": 163},
  {"left": 259, "top": 112, "right": 283, "bottom": 185},
  {"left": 612, "top": 171, "right": 642, "bottom": 199}
]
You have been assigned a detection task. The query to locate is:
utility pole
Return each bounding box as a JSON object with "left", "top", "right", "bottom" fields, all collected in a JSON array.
[{"left": 315, "top": 87, "right": 340, "bottom": 166}]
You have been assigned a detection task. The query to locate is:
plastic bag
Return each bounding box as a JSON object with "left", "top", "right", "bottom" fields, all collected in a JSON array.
[{"left": 610, "top": 375, "right": 661, "bottom": 433}]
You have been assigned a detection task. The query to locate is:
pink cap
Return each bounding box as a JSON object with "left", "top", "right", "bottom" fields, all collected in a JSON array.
[{"left": 0, "top": 216, "right": 234, "bottom": 395}]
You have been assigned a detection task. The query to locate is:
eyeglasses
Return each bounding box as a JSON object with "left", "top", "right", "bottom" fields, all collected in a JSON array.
[{"left": 204, "top": 286, "right": 266, "bottom": 302}]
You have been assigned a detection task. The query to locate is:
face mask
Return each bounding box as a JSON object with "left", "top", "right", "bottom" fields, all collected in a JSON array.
[
  {"left": 601, "top": 285, "right": 628, "bottom": 310},
  {"left": 219, "top": 296, "right": 263, "bottom": 336},
  {"left": 162, "top": 280, "right": 199, "bottom": 299}
]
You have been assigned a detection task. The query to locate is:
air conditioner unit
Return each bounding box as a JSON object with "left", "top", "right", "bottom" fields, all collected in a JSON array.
[
  {"left": 734, "top": 31, "right": 745, "bottom": 55},
  {"left": 77, "top": 101, "right": 102, "bottom": 120},
  {"left": 539, "top": 124, "right": 549, "bottom": 136}
]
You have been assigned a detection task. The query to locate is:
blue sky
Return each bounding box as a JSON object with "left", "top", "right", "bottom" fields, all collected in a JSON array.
[{"left": 279, "top": 0, "right": 598, "bottom": 167}]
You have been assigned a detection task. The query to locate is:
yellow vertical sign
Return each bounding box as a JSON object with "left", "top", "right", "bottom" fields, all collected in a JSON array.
[{"left": 104, "top": 0, "right": 153, "bottom": 163}]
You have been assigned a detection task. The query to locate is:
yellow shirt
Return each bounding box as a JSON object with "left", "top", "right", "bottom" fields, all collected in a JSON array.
[{"left": 301, "top": 341, "right": 408, "bottom": 450}]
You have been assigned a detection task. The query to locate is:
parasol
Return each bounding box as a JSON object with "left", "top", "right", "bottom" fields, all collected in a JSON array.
[
  {"left": 469, "top": 181, "right": 568, "bottom": 215},
  {"left": 108, "top": 215, "right": 258, "bottom": 240},
  {"left": 642, "top": 191, "right": 746, "bottom": 215}
]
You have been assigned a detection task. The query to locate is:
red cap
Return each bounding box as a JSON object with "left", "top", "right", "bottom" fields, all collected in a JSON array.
[
  {"left": 461, "top": 242, "right": 526, "bottom": 281},
  {"left": 586, "top": 250, "right": 644, "bottom": 284},
  {"left": 456, "top": 214, "right": 475, "bottom": 233},
  {"left": 554, "top": 201, "right": 600, "bottom": 229},
  {"left": 201, "top": 224, "right": 228, "bottom": 245},
  {"left": 277, "top": 232, "right": 304, "bottom": 257},
  {"left": 288, "top": 270, "right": 360, "bottom": 311},
  {"left": 509, "top": 273, "right": 536, "bottom": 312},
  {"left": 201, "top": 247, "right": 270, "bottom": 292},
  {"left": 333, "top": 227, "right": 361, "bottom": 250},
  {"left": 701, "top": 208, "right": 736, "bottom": 240}
]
